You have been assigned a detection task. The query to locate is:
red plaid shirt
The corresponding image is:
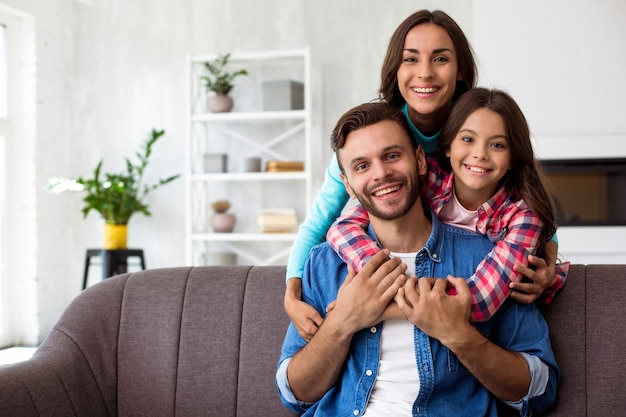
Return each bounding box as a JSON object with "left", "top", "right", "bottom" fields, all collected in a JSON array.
[{"left": 327, "top": 158, "right": 568, "bottom": 321}]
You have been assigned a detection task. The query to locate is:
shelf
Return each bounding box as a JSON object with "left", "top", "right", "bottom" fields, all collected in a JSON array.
[
  {"left": 191, "top": 110, "right": 306, "bottom": 122},
  {"left": 191, "top": 233, "right": 297, "bottom": 242},
  {"left": 191, "top": 172, "right": 307, "bottom": 181},
  {"left": 185, "top": 47, "right": 312, "bottom": 267}
]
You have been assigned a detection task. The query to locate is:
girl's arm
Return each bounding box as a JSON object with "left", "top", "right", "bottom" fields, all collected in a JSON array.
[
  {"left": 467, "top": 201, "right": 544, "bottom": 321},
  {"left": 284, "top": 155, "right": 350, "bottom": 340},
  {"left": 511, "top": 239, "right": 569, "bottom": 304},
  {"left": 326, "top": 205, "right": 379, "bottom": 272}
]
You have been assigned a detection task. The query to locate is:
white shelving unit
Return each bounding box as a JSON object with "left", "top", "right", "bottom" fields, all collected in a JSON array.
[{"left": 185, "top": 48, "right": 312, "bottom": 266}]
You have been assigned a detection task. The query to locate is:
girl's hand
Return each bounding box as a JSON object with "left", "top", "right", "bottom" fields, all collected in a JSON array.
[
  {"left": 284, "top": 278, "right": 323, "bottom": 341},
  {"left": 510, "top": 254, "right": 556, "bottom": 303}
]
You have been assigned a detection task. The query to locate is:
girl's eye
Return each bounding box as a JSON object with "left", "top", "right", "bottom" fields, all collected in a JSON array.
[
  {"left": 434, "top": 56, "right": 449, "bottom": 63},
  {"left": 461, "top": 135, "right": 473, "bottom": 143},
  {"left": 402, "top": 55, "right": 417, "bottom": 63},
  {"left": 490, "top": 142, "right": 507, "bottom": 150}
]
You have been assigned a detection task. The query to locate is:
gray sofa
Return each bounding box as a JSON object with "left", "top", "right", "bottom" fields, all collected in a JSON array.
[{"left": 0, "top": 264, "right": 624, "bottom": 416}]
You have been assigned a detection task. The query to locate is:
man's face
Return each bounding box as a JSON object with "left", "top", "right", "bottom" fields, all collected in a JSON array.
[{"left": 338, "top": 120, "right": 426, "bottom": 220}]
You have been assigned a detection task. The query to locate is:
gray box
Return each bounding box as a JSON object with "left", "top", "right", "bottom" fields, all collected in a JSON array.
[
  {"left": 203, "top": 153, "right": 227, "bottom": 173},
  {"left": 262, "top": 80, "right": 304, "bottom": 111}
]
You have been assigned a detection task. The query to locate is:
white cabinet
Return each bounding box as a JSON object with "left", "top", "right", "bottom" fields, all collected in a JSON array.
[{"left": 185, "top": 48, "right": 313, "bottom": 266}]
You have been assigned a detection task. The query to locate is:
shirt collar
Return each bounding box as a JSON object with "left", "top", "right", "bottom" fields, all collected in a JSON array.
[{"left": 367, "top": 207, "right": 443, "bottom": 264}]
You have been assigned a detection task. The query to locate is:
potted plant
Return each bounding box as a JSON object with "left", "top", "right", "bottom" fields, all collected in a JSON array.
[
  {"left": 47, "top": 129, "right": 180, "bottom": 249},
  {"left": 201, "top": 53, "right": 248, "bottom": 113},
  {"left": 210, "top": 199, "right": 236, "bottom": 233}
]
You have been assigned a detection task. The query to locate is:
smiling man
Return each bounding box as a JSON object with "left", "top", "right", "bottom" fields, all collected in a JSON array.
[{"left": 276, "top": 102, "right": 559, "bottom": 417}]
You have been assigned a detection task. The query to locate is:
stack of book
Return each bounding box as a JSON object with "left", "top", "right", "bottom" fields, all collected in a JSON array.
[
  {"left": 265, "top": 161, "right": 304, "bottom": 172},
  {"left": 257, "top": 208, "right": 298, "bottom": 233}
]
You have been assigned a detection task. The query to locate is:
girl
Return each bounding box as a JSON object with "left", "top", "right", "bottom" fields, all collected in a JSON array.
[
  {"left": 329, "top": 88, "right": 568, "bottom": 321},
  {"left": 285, "top": 10, "right": 562, "bottom": 338}
]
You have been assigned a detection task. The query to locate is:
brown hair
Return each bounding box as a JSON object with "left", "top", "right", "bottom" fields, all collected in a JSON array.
[
  {"left": 331, "top": 101, "right": 414, "bottom": 172},
  {"left": 437, "top": 88, "right": 557, "bottom": 251},
  {"left": 379, "top": 9, "right": 477, "bottom": 108}
]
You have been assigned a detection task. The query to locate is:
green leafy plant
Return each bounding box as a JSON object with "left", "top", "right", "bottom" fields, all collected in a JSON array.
[
  {"left": 201, "top": 53, "right": 248, "bottom": 95},
  {"left": 47, "top": 129, "right": 180, "bottom": 225}
]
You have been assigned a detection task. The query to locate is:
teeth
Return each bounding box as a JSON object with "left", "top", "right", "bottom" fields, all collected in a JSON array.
[
  {"left": 467, "top": 165, "right": 487, "bottom": 173},
  {"left": 413, "top": 87, "right": 437, "bottom": 93},
  {"left": 374, "top": 186, "right": 400, "bottom": 197}
]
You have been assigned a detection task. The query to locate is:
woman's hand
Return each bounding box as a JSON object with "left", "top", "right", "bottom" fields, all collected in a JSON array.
[{"left": 284, "top": 278, "right": 323, "bottom": 341}]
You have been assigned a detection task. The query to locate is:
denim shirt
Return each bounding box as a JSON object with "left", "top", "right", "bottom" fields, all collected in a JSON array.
[{"left": 277, "top": 211, "right": 559, "bottom": 417}]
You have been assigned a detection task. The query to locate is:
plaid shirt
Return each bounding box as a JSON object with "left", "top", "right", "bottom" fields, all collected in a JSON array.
[{"left": 327, "top": 158, "right": 568, "bottom": 321}]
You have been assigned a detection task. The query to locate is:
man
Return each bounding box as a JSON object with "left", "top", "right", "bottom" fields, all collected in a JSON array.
[{"left": 276, "top": 102, "right": 558, "bottom": 416}]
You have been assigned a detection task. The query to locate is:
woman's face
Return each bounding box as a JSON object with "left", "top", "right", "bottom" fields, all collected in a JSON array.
[{"left": 397, "top": 23, "right": 462, "bottom": 133}]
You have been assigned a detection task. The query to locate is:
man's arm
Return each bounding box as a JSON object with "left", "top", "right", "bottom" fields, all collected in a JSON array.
[
  {"left": 287, "top": 251, "right": 406, "bottom": 402},
  {"left": 396, "top": 276, "right": 530, "bottom": 401}
]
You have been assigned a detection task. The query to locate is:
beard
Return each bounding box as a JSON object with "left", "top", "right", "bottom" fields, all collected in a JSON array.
[{"left": 349, "top": 173, "right": 421, "bottom": 221}]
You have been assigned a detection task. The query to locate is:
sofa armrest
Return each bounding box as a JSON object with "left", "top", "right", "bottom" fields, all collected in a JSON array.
[{"left": 0, "top": 332, "right": 109, "bottom": 416}]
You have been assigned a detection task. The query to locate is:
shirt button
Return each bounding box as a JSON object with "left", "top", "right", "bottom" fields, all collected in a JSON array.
[
  {"left": 353, "top": 410, "right": 359, "bottom": 416},
  {"left": 370, "top": 327, "right": 377, "bottom": 333},
  {"left": 432, "top": 253, "right": 438, "bottom": 259},
  {"left": 366, "top": 369, "right": 373, "bottom": 376}
]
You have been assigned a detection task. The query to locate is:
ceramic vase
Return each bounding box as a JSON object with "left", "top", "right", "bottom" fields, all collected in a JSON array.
[
  {"left": 211, "top": 212, "right": 236, "bottom": 233},
  {"left": 104, "top": 223, "right": 128, "bottom": 249},
  {"left": 208, "top": 94, "right": 234, "bottom": 113}
]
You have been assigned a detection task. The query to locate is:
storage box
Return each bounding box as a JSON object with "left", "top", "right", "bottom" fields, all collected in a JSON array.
[
  {"left": 265, "top": 160, "right": 304, "bottom": 172},
  {"left": 203, "top": 153, "right": 227, "bottom": 173},
  {"left": 262, "top": 80, "right": 304, "bottom": 111}
]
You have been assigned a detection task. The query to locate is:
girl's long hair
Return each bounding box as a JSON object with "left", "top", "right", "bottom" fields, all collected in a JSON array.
[
  {"left": 379, "top": 9, "right": 477, "bottom": 108},
  {"left": 437, "top": 88, "right": 557, "bottom": 253}
]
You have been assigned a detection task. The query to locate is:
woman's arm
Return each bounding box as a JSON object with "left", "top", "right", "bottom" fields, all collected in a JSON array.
[{"left": 284, "top": 154, "right": 350, "bottom": 340}]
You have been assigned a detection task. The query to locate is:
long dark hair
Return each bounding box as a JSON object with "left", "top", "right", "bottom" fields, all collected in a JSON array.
[
  {"left": 379, "top": 9, "right": 477, "bottom": 108},
  {"left": 437, "top": 88, "right": 557, "bottom": 252}
]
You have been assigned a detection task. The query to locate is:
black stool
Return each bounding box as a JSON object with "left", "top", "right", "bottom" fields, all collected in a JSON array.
[{"left": 82, "top": 249, "right": 146, "bottom": 290}]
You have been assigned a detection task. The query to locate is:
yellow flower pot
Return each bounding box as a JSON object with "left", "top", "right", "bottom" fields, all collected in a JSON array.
[{"left": 104, "top": 224, "right": 128, "bottom": 249}]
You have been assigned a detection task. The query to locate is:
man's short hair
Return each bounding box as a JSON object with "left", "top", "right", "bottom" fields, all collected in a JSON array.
[{"left": 330, "top": 102, "right": 415, "bottom": 172}]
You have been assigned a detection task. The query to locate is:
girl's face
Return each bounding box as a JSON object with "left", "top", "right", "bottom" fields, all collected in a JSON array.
[
  {"left": 445, "top": 108, "right": 513, "bottom": 210},
  {"left": 397, "top": 23, "right": 462, "bottom": 133}
]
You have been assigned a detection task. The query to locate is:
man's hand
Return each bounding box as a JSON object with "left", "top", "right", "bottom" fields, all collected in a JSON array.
[
  {"left": 510, "top": 254, "right": 555, "bottom": 303},
  {"left": 287, "top": 249, "right": 407, "bottom": 402},
  {"left": 330, "top": 249, "right": 407, "bottom": 334},
  {"left": 284, "top": 278, "right": 323, "bottom": 341},
  {"left": 395, "top": 276, "right": 472, "bottom": 344}
]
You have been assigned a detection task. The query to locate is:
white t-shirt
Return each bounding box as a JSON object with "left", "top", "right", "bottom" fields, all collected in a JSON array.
[{"left": 362, "top": 252, "right": 419, "bottom": 416}]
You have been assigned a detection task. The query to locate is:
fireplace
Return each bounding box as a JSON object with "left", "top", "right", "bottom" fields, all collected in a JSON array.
[{"left": 542, "top": 158, "right": 626, "bottom": 226}]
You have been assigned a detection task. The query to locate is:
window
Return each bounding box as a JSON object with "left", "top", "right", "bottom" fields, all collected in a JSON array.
[{"left": 0, "top": 20, "right": 9, "bottom": 346}]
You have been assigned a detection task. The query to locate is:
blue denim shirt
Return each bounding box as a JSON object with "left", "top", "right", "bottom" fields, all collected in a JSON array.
[{"left": 277, "top": 211, "right": 559, "bottom": 417}]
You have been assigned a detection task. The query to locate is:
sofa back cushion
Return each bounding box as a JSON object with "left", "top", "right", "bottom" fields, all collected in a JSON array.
[{"left": 114, "top": 266, "right": 294, "bottom": 417}]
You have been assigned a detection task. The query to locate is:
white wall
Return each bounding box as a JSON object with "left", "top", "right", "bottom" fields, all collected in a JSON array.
[{"left": 2, "top": 0, "right": 625, "bottom": 343}]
